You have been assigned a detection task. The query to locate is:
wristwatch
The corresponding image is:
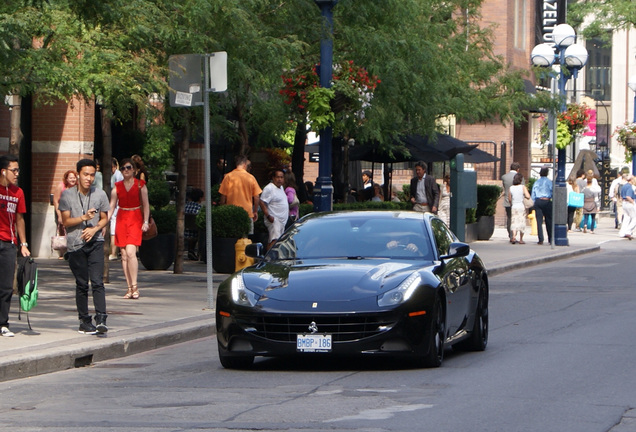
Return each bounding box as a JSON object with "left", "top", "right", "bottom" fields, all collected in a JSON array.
[{"left": 20, "top": 242, "right": 28, "bottom": 247}]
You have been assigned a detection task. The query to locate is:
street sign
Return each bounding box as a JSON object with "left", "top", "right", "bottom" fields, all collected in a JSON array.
[
  {"left": 209, "top": 52, "right": 227, "bottom": 92},
  {"left": 168, "top": 54, "right": 203, "bottom": 107}
]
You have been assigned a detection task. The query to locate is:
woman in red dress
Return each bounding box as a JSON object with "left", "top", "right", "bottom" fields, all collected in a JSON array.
[{"left": 108, "top": 158, "right": 150, "bottom": 299}]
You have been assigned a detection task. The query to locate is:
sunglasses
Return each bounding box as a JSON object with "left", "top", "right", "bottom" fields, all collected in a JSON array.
[
  {"left": 121, "top": 165, "right": 134, "bottom": 171},
  {"left": 6, "top": 168, "right": 19, "bottom": 174}
]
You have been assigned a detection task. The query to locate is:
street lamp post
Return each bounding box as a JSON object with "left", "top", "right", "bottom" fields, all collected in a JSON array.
[
  {"left": 313, "top": 0, "right": 338, "bottom": 212},
  {"left": 531, "top": 24, "right": 588, "bottom": 246},
  {"left": 627, "top": 76, "right": 636, "bottom": 174}
]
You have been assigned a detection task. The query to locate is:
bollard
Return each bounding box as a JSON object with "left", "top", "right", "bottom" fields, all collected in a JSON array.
[{"left": 235, "top": 238, "right": 254, "bottom": 272}]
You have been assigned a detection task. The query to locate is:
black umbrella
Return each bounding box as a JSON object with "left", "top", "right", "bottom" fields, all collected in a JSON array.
[{"left": 463, "top": 147, "right": 501, "bottom": 164}]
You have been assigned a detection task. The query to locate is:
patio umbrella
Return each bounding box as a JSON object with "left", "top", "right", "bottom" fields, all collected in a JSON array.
[
  {"left": 568, "top": 149, "right": 601, "bottom": 181},
  {"left": 463, "top": 147, "right": 501, "bottom": 164}
]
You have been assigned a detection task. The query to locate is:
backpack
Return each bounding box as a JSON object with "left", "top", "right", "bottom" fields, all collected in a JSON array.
[{"left": 17, "top": 257, "right": 38, "bottom": 330}]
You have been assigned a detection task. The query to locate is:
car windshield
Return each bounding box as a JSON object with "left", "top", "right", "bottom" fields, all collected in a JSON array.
[{"left": 266, "top": 213, "right": 434, "bottom": 261}]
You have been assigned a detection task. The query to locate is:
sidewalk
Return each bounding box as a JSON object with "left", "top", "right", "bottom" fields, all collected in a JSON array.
[{"left": 0, "top": 215, "right": 625, "bottom": 382}]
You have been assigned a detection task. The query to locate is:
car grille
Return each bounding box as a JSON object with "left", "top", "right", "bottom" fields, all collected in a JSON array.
[{"left": 235, "top": 314, "right": 398, "bottom": 342}]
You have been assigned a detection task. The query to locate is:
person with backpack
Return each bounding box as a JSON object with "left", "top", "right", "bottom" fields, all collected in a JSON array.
[
  {"left": 59, "top": 159, "right": 110, "bottom": 335},
  {"left": 0, "top": 154, "right": 31, "bottom": 337}
]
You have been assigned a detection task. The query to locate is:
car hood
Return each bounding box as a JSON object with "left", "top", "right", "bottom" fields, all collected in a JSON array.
[{"left": 241, "top": 259, "right": 433, "bottom": 303}]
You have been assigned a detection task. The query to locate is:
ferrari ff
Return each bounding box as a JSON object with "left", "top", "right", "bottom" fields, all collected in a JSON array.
[{"left": 216, "top": 211, "right": 489, "bottom": 369}]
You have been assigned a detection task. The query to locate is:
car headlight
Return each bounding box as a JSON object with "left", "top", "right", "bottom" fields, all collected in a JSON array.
[
  {"left": 377, "top": 272, "right": 421, "bottom": 307},
  {"left": 231, "top": 275, "right": 259, "bottom": 307}
]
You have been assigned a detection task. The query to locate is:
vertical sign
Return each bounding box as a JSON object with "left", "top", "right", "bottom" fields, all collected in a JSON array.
[{"left": 536, "top": 0, "right": 567, "bottom": 46}]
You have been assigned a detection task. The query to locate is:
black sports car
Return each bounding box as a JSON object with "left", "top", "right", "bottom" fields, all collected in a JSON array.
[{"left": 216, "top": 210, "right": 488, "bottom": 369}]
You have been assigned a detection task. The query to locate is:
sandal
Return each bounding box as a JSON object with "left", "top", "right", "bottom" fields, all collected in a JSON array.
[
  {"left": 123, "top": 287, "right": 133, "bottom": 299},
  {"left": 518, "top": 240, "right": 525, "bottom": 244},
  {"left": 131, "top": 285, "right": 140, "bottom": 300}
]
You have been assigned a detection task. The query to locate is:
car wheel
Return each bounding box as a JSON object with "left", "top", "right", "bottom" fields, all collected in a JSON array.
[
  {"left": 456, "top": 279, "right": 489, "bottom": 352},
  {"left": 218, "top": 346, "right": 254, "bottom": 369},
  {"left": 419, "top": 293, "right": 445, "bottom": 368}
]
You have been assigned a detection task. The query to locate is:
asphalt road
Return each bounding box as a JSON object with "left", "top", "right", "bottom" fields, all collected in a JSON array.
[{"left": 2, "top": 242, "right": 636, "bottom": 432}]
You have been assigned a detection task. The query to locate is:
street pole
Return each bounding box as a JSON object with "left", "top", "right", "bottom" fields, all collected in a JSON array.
[
  {"left": 633, "top": 93, "right": 636, "bottom": 175},
  {"left": 313, "top": 0, "right": 337, "bottom": 212},
  {"left": 203, "top": 55, "right": 214, "bottom": 309},
  {"left": 553, "top": 56, "right": 569, "bottom": 247}
]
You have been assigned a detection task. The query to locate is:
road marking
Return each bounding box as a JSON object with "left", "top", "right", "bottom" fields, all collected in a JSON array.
[{"left": 325, "top": 404, "right": 434, "bottom": 422}]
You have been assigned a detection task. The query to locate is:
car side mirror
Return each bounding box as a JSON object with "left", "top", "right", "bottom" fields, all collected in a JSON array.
[
  {"left": 439, "top": 242, "right": 470, "bottom": 260},
  {"left": 245, "top": 243, "right": 265, "bottom": 259}
]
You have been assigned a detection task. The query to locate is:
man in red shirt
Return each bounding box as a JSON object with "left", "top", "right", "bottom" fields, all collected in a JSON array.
[{"left": 0, "top": 155, "right": 30, "bottom": 337}]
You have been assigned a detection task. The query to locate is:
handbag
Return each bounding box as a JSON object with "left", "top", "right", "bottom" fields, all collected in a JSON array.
[
  {"left": 51, "top": 235, "right": 67, "bottom": 251},
  {"left": 138, "top": 180, "right": 158, "bottom": 241},
  {"left": 289, "top": 193, "right": 300, "bottom": 209},
  {"left": 142, "top": 215, "right": 158, "bottom": 241},
  {"left": 523, "top": 196, "right": 534, "bottom": 209},
  {"left": 568, "top": 191, "right": 584, "bottom": 208}
]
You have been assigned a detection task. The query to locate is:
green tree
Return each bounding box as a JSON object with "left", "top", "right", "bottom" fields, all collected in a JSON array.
[{"left": 569, "top": 0, "right": 636, "bottom": 38}]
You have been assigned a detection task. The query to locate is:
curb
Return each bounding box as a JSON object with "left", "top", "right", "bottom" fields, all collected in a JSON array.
[
  {"left": 0, "top": 316, "right": 215, "bottom": 382},
  {"left": 486, "top": 245, "right": 600, "bottom": 277}
]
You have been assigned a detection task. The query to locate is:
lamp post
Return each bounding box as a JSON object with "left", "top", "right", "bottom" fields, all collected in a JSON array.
[
  {"left": 313, "top": 0, "right": 338, "bottom": 212},
  {"left": 531, "top": 24, "right": 588, "bottom": 246},
  {"left": 627, "top": 76, "right": 636, "bottom": 174}
]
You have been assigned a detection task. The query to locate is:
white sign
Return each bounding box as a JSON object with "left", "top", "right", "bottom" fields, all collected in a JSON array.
[
  {"left": 174, "top": 91, "right": 193, "bottom": 107},
  {"left": 209, "top": 52, "right": 228, "bottom": 92}
]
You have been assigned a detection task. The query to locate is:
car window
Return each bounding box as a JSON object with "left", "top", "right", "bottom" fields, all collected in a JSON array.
[
  {"left": 431, "top": 218, "right": 455, "bottom": 257},
  {"left": 267, "top": 215, "right": 434, "bottom": 260}
]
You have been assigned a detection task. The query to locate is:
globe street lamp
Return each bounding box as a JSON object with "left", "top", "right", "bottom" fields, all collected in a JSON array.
[
  {"left": 531, "top": 24, "right": 588, "bottom": 246},
  {"left": 313, "top": 0, "right": 338, "bottom": 212},
  {"left": 627, "top": 75, "right": 636, "bottom": 174}
]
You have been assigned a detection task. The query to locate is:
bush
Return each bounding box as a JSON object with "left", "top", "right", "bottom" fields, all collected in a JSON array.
[
  {"left": 147, "top": 180, "right": 171, "bottom": 210},
  {"left": 211, "top": 205, "right": 251, "bottom": 238},
  {"left": 466, "top": 207, "right": 477, "bottom": 224},
  {"left": 153, "top": 207, "right": 177, "bottom": 234},
  {"left": 476, "top": 184, "right": 502, "bottom": 218}
]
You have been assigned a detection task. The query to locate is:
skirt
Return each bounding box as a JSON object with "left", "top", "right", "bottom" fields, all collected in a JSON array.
[{"left": 511, "top": 207, "right": 527, "bottom": 233}]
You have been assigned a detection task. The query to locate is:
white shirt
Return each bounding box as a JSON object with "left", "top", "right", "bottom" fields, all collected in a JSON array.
[{"left": 260, "top": 183, "right": 289, "bottom": 223}]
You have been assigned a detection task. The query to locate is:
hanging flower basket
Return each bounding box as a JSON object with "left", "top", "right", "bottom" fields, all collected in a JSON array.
[{"left": 625, "top": 136, "right": 636, "bottom": 150}]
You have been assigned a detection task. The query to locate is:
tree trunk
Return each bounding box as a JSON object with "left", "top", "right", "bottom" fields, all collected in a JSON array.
[
  {"left": 101, "top": 107, "right": 113, "bottom": 283},
  {"left": 292, "top": 121, "right": 308, "bottom": 203},
  {"left": 8, "top": 96, "right": 22, "bottom": 156},
  {"left": 173, "top": 111, "right": 191, "bottom": 274},
  {"left": 235, "top": 96, "right": 250, "bottom": 156}
]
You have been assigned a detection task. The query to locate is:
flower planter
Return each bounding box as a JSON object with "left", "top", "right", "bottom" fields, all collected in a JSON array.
[
  {"left": 625, "top": 137, "right": 636, "bottom": 150},
  {"left": 464, "top": 223, "right": 479, "bottom": 243},
  {"left": 212, "top": 237, "right": 240, "bottom": 274},
  {"left": 476, "top": 215, "right": 495, "bottom": 241},
  {"left": 139, "top": 233, "right": 176, "bottom": 271}
]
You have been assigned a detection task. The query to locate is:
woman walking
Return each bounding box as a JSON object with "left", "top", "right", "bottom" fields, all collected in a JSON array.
[
  {"left": 580, "top": 170, "right": 601, "bottom": 233},
  {"left": 108, "top": 158, "right": 150, "bottom": 299},
  {"left": 509, "top": 173, "right": 531, "bottom": 244},
  {"left": 53, "top": 170, "right": 78, "bottom": 258}
]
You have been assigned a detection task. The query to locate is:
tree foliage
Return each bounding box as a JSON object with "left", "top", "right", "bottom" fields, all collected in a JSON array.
[{"left": 569, "top": 0, "right": 636, "bottom": 38}]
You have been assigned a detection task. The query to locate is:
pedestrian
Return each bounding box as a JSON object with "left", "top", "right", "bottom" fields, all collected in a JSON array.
[
  {"left": 359, "top": 170, "right": 373, "bottom": 201},
  {"left": 438, "top": 174, "right": 451, "bottom": 226},
  {"left": 0, "top": 155, "right": 30, "bottom": 337},
  {"left": 259, "top": 169, "right": 289, "bottom": 250},
  {"left": 108, "top": 158, "right": 150, "bottom": 299},
  {"left": 185, "top": 187, "right": 203, "bottom": 259},
  {"left": 531, "top": 166, "right": 552, "bottom": 245},
  {"left": 509, "top": 173, "right": 531, "bottom": 244},
  {"left": 609, "top": 168, "right": 629, "bottom": 229},
  {"left": 93, "top": 159, "right": 103, "bottom": 190},
  {"left": 409, "top": 161, "right": 439, "bottom": 213},
  {"left": 284, "top": 171, "right": 300, "bottom": 225},
  {"left": 131, "top": 154, "right": 149, "bottom": 183},
  {"left": 580, "top": 170, "right": 600, "bottom": 233},
  {"left": 218, "top": 155, "right": 262, "bottom": 234},
  {"left": 619, "top": 175, "right": 636, "bottom": 240},
  {"left": 211, "top": 157, "right": 226, "bottom": 186},
  {"left": 109, "top": 157, "right": 124, "bottom": 261},
  {"left": 566, "top": 178, "right": 580, "bottom": 231},
  {"left": 52, "top": 170, "right": 78, "bottom": 258},
  {"left": 59, "top": 159, "right": 110, "bottom": 334},
  {"left": 371, "top": 183, "right": 384, "bottom": 202},
  {"left": 501, "top": 162, "right": 520, "bottom": 241}
]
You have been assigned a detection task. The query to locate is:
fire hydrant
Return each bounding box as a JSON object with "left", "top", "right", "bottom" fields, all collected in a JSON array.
[
  {"left": 235, "top": 238, "right": 254, "bottom": 272},
  {"left": 527, "top": 210, "right": 537, "bottom": 236}
]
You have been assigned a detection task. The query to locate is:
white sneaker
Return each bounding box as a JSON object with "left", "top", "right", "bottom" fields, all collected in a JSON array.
[{"left": 1, "top": 327, "right": 15, "bottom": 337}]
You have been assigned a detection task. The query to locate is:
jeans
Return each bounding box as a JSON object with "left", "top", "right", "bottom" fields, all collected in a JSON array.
[
  {"left": 534, "top": 199, "right": 552, "bottom": 244},
  {"left": 68, "top": 240, "right": 107, "bottom": 321},
  {"left": 0, "top": 241, "right": 17, "bottom": 328}
]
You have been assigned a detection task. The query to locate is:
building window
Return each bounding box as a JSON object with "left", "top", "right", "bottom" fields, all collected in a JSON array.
[{"left": 585, "top": 36, "right": 612, "bottom": 102}]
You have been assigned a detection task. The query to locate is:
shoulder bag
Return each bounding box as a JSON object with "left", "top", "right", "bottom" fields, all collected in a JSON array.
[{"left": 138, "top": 180, "right": 158, "bottom": 241}]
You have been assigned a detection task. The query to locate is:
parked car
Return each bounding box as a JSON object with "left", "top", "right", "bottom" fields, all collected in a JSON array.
[{"left": 216, "top": 210, "right": 489, "bottom": 369}]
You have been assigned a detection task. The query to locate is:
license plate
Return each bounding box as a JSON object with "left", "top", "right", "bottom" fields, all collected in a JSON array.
[{"left": 296, "top": 334, "right": 332, "bottom": 352}]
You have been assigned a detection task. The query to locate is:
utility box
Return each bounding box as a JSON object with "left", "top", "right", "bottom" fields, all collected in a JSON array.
[{"left": 450, "top": 154, "right": 477, "bottom": 242}]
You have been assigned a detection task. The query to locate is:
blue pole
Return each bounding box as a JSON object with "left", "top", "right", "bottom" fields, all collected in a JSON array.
[
  {"left": 553, "top": 51, "right": 569, "bottom": 246},
  {"left": 313, "top": 1, "right": 336, "bottom": 212}
]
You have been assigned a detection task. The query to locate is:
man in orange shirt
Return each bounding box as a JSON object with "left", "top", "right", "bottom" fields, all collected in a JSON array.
[{"left": 218, "top": 155, "right": 262, "bottom": 234}]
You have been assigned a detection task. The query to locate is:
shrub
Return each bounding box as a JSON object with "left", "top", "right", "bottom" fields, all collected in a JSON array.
[
  {"left": 147, "top": 180, "right": 171, "bottom": 210},
  {"left": 476, "top": 184, "right": 502, "bottom": 217},
  {"left": 211, "top": 205, "right": 251, "bottom": 238},
  {"left": 152, "top": 206, "right": 177, "bottom": 234}
]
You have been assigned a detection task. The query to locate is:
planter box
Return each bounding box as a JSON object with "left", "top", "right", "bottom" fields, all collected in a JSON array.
[
  {"left": 476, "top": 215, "right": 495, "bottom": 241},
  {"left": 465, "top": 223, "right": 479, "bottom": 243},
  {"left": 139, "top": 233, "right": 176, "bottom": 270},
  {"left": 212, "top": 237, "right": 240, "bottom": 274}
]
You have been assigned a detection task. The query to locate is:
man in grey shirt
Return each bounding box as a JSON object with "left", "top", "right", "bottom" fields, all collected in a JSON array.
[{"left": 59, "top": 159, "right": 110, "bottom": 335}]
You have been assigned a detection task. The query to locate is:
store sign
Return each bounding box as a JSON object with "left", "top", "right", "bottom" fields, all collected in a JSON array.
[{"left": 536, "top": 0, "right": 567, "bottom": 46}]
